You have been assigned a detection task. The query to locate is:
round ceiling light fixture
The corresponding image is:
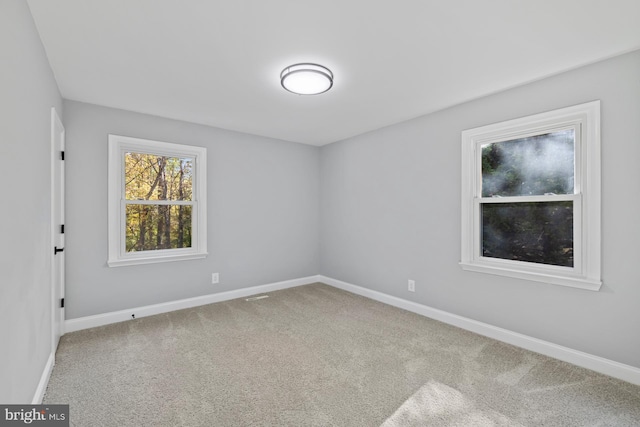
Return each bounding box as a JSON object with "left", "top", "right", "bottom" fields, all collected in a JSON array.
[{"left": 280, "top": 63, "right": 333, "bottom": 95}]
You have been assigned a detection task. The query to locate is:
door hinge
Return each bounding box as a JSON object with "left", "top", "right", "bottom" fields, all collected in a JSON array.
[
  {"left": 61, "top": 224, "right": 65, "bottom": 234},
  {"left": 60, "top": 298, "right": 65, "bottom": 308},
  {"left": 61, "top": 151, "right": 65, "bottom": 160}
]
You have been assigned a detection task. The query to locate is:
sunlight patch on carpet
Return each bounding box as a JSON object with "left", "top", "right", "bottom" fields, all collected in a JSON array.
[{"left": 381, "top": 380, "right": 523, "bottom": 427}]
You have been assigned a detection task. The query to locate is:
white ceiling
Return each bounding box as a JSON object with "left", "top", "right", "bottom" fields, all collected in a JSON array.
[{"left": 27, "top": 0, "right": 640, "bottom": 146}]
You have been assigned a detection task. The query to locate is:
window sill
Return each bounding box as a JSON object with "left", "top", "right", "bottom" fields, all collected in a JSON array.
[
  {"left": 459, "top": 262, "right": 602, "bottom": 291},
  {"left": 108, "top": 252, "right": 207, "bottom": 267}
]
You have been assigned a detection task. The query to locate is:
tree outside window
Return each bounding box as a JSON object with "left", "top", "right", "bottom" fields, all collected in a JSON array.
[{"left": 108, "top": 135, "right": 207, "bottom": 267}]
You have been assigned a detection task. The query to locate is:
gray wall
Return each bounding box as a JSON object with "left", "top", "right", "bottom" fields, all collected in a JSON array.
[
  {"left": 0, "top": 1, "right": 63, "bottom": 403},
  {"left": 320, "top": 50, "right": 640, "bottom": 368},
  {"left": 63, "top": 100, "right": 319, "bottom": 319}
]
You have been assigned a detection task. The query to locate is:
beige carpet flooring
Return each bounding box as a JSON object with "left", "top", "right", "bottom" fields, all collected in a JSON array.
[{"left": 44, "top": 283, "right": 640, "bottom": 426}]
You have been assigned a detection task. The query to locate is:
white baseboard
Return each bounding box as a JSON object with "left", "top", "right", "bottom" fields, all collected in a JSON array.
[
  {"left": 319, "top": 275, "right": 640, "bottom": 386},
  {"left": 62, "top": 273, "right": 640, "bottom": 386},
  {"left": 32, "top": 352, "right": 54, "bottom": 404},
  {"left": 65, "top": 275, "right": 322, "bottom": 333}
]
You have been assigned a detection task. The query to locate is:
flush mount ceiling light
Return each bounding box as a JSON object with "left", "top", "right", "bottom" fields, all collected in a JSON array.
[{"left": 280, "top": 63, "right": 333, "bottom": 95}]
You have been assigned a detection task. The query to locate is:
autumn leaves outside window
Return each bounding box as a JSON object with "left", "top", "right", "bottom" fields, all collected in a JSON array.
[
  {"left": 124, "top": 153, "right": 194, "bottom": 252},
  {"left": 108, "top": 135, "right": 207, "bottom": 267}
]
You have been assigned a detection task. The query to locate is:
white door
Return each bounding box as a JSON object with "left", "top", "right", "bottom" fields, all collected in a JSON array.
[{"left": 51, "top": 107, "right": 65, "bottom": 353}]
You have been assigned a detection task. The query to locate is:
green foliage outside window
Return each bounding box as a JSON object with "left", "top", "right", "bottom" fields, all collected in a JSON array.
[
  {"left": 481, "top": 130, "right": 575, "bottom": 267},
  {"left": 481, "top": 202, "right": 573, "bottom": 267}
]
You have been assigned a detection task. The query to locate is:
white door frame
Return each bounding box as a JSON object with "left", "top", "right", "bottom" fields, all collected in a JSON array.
[{"left": 50, "top": 107, "right": 65, "bottom": 355}]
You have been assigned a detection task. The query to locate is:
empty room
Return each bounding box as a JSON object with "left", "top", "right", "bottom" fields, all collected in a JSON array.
[{"left": 2, "top": 0, "right": 640, "bottom": 425}]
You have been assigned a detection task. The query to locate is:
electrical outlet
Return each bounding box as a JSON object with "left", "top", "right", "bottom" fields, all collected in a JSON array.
[
  {"left": 211, "top": 273, "right": 219, "bottom": 284},
  {"left": 408, "top": 279, "right": 416, "bottom": 292}
]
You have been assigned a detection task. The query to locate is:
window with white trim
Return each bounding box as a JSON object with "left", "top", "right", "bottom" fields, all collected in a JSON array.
[
  {"left": 460, "top": 101, "right": 601, "bottom": 290},
  {"left": 108, "top": 135, "right": 207, "bottom": 267}
]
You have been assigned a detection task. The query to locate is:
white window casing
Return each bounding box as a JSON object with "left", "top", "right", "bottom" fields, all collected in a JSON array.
[
  {"left": 460, "top": 101, "right": 601, "bottom": 290},
  {"left": 108, "top": 135, "right": 207, "bottom": 267}
]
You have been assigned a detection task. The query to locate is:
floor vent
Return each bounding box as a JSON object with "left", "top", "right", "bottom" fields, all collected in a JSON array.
[{"left": 245, "top": 295, "right": 269, "bottom": 302}]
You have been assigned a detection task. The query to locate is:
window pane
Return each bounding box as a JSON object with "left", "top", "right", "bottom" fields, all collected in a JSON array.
[
  {"left": 125, "top": 152, "right": 193, "bottom": 201},
  {"left": 481, "top": 202, "right": 573, "bottom": 267},
  {"left": 125, "top": 205, "right": 192, "bottom": 252},
  {"left": 481, "top": 129, "right": 574, "bottom": 197}
]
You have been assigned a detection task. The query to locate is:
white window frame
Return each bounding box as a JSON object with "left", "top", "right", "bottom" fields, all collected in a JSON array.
[
  {"left": 108, "top": 135, "right": 207, "bottom": 267},
  {"left": 460, "top": 101, "right": 601, "bottom": 290}
]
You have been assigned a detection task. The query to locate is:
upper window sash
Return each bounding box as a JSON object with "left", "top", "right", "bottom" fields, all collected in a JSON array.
[{"left": 475, "top": 124, "right": 579, "bottom": 199}]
